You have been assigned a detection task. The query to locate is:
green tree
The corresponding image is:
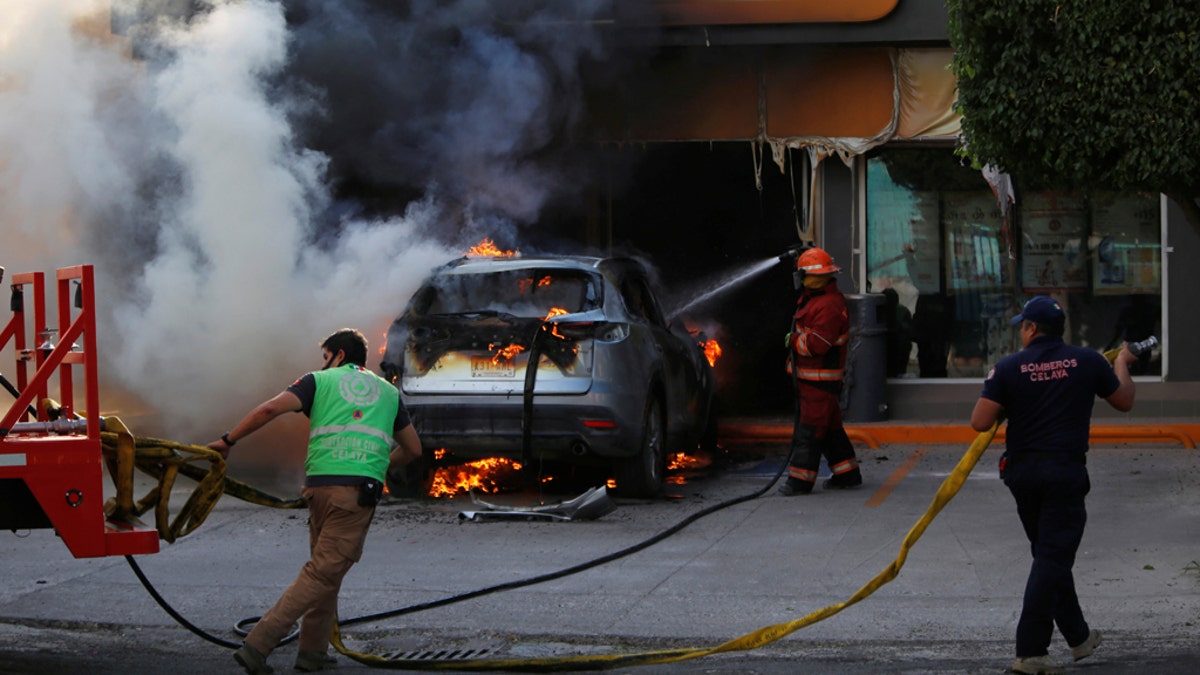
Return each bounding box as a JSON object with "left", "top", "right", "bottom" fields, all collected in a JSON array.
[{"left": 947, "top": 0, "right": 1200, "bottom": 233}]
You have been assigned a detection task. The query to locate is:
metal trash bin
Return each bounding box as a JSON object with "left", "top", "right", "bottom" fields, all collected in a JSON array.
[{"left": 841, "top": 293, "right": 889, "bottom": 422}]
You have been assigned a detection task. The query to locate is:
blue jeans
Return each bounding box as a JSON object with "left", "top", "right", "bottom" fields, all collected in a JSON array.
[{"left": 1002, "top": 453, "right": 1092, "bottom": 657}]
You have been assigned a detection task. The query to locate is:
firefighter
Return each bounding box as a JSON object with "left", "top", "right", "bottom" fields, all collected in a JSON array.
[
  {"left": 970, "top": 296, "right": 1136, "bottom": 675},
  {"left": 778, "top": 247, "right": 863, "bottom": 496},
  {"left": 209, "top": 328, "right": 423, "bottom": 674}
]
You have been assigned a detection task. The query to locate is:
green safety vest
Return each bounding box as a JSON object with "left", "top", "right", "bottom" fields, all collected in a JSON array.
[{"left": 305, "top": 364, "right": 399, "bottom": 481}]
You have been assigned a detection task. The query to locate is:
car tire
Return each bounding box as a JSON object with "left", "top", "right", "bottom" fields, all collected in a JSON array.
[{"left": 615, "top": 394, "right": 666, "bottom": 498}]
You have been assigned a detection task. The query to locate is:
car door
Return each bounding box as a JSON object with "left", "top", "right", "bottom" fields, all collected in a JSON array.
[{"left": 617, "top": 272, "right": 699, "bottom": 444}]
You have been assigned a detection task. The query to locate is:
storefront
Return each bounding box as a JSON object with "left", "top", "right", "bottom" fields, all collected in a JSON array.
[
  {"left": 584, "top": 0, "right": 1199, "bottom": 421},
  {"left": 863, "top": 147, "right": 1163, "bottom": 382}
]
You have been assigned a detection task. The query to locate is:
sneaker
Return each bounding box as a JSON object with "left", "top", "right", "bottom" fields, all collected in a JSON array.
[
  {"left": 777, "top": 480, "right": 813, "bottom": 496},
  {"left": 1010, "top": 654, "right": 1064, "bottom": 674},
  {"left": 1071, "top": 629, "right": 1102, "bottom": 661},
  {"left": 822, "top": 474, "right": 863, "bottom": 490},
  {"left": 294, "top": 650, "right": 338, "bottom": 672},
  {"left": 234, "top": 644, "right": 274, "bottom": 674}
]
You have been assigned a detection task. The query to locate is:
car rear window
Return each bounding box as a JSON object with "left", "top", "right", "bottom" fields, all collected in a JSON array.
[{"left": 411, "top": 268, "right": 600, "bottom": 318}]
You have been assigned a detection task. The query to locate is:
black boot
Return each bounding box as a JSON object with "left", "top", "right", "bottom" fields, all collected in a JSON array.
[
  {"left": 778, "top": 478, "right": 814, "bottom": 496},
  {"left": 823, "top": 470, "right": 863, "bottom": 490}
]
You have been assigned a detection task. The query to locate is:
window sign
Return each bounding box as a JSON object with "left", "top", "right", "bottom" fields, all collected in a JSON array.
[
  {"left": 1091, "top": 193, "right": 1160, "bottom": 295},
  {"left": 1020, "top": 192, "right": 1088, "bottom": 293}
]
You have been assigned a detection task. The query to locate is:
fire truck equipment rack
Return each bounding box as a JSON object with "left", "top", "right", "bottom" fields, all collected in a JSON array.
[{"left": 0, "top": 265, "right": 159, "bottom": 558}]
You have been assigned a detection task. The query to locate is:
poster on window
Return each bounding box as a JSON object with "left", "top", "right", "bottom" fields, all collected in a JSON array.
[
  {"left": 1091, "top": 193, "right": 1161, "bottom": 295},
  {"left": 1019, "top": 192, "right": 1088, "bottom": 294},
  {"left": 942, "top": 192, "right": 1004, "bottom": 293}
]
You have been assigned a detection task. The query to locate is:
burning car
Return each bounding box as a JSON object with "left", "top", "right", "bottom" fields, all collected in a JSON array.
[{"left": 380, "top": 251, "right": 717, "bottom": 497}]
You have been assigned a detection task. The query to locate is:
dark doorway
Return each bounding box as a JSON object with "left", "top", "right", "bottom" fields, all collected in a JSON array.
[{"left": 601, "top": 142, "right": 804, "bottom": 419}]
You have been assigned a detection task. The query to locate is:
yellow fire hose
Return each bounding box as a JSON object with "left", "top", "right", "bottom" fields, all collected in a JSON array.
[
  {"left": 102, "top": 348, "right": 1124, "bottom": 669},
  {"left": 99, "top": 416, "right": 304, "bottom": 543},
  {"left": 327, "top": 422, "right": 1000, "bottom": 671}
]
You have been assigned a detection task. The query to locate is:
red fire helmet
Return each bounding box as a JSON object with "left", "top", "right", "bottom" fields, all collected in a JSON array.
[{"left": 796, "top": 247, "right": 841, "bottom": 275}]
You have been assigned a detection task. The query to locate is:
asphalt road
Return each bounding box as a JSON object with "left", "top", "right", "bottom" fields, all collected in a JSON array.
[{"left": 2, "top": 436, "right": 1198, "bottom": 674}]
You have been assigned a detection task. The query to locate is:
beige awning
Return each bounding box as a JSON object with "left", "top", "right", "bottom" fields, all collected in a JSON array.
[{"left": 590, "top": 46, "right": 960, "bottom": 155}]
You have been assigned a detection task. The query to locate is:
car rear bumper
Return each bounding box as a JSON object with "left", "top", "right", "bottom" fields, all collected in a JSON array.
[{"left": 404, "top": 396, "right": 643, "bottom": 462}]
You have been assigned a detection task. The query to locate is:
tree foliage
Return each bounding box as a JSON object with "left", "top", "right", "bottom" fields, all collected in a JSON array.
[{"left": 947, "top": 0, "right": 1200, "bottom": 231}]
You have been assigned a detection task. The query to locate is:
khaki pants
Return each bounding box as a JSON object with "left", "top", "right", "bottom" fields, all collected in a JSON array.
[{"left": 246, "top": 485, "right": 374, "bottom": 656}]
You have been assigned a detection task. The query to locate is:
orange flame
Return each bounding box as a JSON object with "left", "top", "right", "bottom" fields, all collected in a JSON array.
[
  {"left": 428, "top": 457, "right": 523, "bottom": 498},
  {"left": 699, "top": 339, "right": 722, "bottom": 367},
  {"left": 667, "top": 452, "right": 705, "bottom": 470},
  {"left": 489, "top": 342, "right": 525, "bottom": 364},
  {"left": 466, "top": 237, "right": 518, "bottom": 257},
  {"left": 543, "top": 307, "right": 571, "bottom": 341}
]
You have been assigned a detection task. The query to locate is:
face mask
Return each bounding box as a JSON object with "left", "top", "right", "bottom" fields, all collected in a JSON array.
[{"left": 321, "top": 352, "right": 338, "bottom": 370}]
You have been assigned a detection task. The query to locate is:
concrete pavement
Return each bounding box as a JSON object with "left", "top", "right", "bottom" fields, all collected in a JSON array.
[{"left": 1, "top": 434, "right": 1198, "bottom": 673}]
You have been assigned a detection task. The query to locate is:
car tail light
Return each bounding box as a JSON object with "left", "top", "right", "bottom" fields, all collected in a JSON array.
[
  {"left": 593, "top": 322, "right": 630, "bottom": 343},
  {"left": 582, "top": 418, "right": 618, "bottom": 430},
  {"left": 548, "top": 320, "right": 628, "bottom": 344}
]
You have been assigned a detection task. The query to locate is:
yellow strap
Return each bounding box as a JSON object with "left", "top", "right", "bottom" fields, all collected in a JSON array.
[{"left": 327, "top": 423, "right": 1001, "bottom": 671}]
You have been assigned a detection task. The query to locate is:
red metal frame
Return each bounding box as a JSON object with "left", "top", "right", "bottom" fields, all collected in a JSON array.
[{"left": 0, "top": 265, "right": 158, "bottom": 558}]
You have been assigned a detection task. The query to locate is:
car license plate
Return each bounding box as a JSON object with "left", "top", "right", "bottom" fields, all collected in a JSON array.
[{"left": 471, "top": 356, "right": 515, "bottom": 377}]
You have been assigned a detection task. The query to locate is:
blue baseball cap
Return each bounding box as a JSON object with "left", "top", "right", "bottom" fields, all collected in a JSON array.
[{"left": 1010, "top": 295, "right": 1065, "bottom": 326}]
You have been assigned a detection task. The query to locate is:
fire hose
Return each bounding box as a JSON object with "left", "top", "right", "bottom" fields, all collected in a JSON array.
[
  {"left": 98, "top": 415, "right": 305, "bottom": 544},
  {"left": 121, "top": 342, "right": 1148, "bottom": 670},
  {"left": 119, "top": 409, "right": 982, "bottom": 671}
]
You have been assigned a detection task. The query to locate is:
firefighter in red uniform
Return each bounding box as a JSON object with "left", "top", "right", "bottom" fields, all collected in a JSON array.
[{"left": 779, "top": 247, "right": 863, "bottom": 496}]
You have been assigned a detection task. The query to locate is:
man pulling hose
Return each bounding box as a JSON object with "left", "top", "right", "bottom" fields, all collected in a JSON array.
[{"left": 970, "top": 296, "right": 1137, "bottom": 675}]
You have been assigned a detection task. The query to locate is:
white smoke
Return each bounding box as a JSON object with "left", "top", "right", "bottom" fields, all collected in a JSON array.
[
  {"left": 1, "top": 0, "right": 457, "bottom": 446},
  {"left": 0, "top": 0, "right": 648, "bottom": 454}
]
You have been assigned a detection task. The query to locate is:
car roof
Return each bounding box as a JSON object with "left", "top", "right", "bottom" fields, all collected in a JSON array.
[{"left": 430, "top": 255, "right": 641, "bottom": 276}]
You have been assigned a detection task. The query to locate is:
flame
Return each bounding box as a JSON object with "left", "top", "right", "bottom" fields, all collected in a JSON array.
[
  {"left": 518, "top": 275, "right": 554, "bottom": 294},
  {"left": 667, "top": 452, "right": 705, "bottom": 471},
  {"left": 466, "top": 237, "right": 518, "bottom": 257},
  {"left": 428, "top": 457, "right": 523, "bottom": 498},
  {"left": 699, "top": 338, "right": 722, "bottom": 367},
  {"left": 543, "top": 307, "right": 569, "bottom": 340},
  {"left": 488, "top": 342, "right": 525, "bottom": 364},
  {"left": 683, "top": 320, "right": 723, "bottom": 368}
]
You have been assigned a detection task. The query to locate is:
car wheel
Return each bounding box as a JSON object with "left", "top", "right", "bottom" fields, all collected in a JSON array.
[{"left": 615, "top": 394, "right": 666, "bottom": 497}]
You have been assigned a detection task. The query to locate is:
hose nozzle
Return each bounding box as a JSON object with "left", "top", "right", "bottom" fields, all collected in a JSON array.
[{"left": 1128, "top": 335, "right": 1158, "bottom": 356}]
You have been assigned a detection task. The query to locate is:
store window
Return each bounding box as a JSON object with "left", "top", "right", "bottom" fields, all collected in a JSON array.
[{"left": 865, "top": 147, "right": 1162, "bottom": 379}]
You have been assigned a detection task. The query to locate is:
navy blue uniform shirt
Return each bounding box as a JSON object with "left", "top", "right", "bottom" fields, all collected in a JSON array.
[{"left": 981, "top": 336, "right": 1120, "bottom": 454}]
